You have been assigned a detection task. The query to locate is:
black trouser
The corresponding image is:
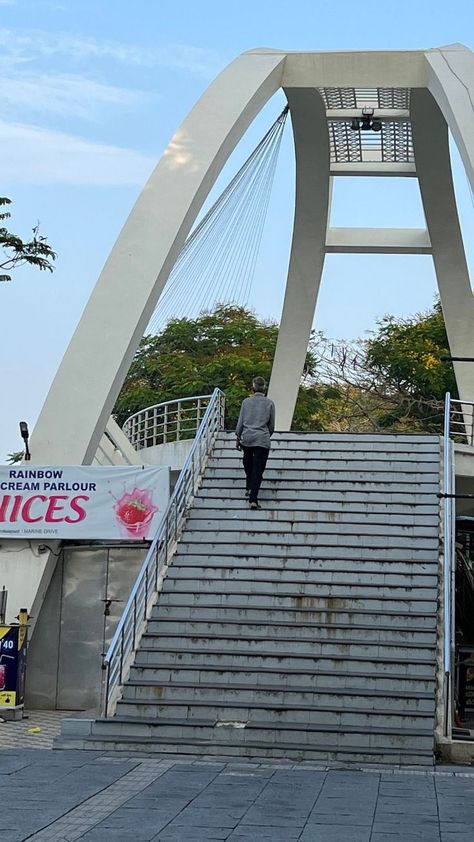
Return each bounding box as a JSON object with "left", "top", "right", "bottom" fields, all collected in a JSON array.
[{"left": 242, "top": 446, "right": 269, "bottom": 504}]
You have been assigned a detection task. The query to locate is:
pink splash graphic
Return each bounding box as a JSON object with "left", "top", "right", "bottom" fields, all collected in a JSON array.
[{"left": 114, "top": 487, "right": 158, "bottom": 539}]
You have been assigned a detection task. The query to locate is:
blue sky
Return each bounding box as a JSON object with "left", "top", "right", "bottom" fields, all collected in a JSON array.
[{"left": 0, "top": 0, "right": 473, "bottom": 459}]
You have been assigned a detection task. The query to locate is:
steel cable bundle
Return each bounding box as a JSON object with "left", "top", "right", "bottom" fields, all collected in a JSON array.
[{"left": 147, "top": 106, "right": 288, "bottom": 335}]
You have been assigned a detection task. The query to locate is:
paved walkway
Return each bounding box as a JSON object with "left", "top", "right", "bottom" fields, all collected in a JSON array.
[{"left": 1, "top": 747, "right": 474, "bottom": 842}]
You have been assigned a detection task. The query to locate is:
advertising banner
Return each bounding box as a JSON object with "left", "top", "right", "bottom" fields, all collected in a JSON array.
[
  {"left": 0, "top": 465, "right": 169, "bottom": 540},
  {"left": 0, "top": 625, "right": 27, "bottom": 708}
]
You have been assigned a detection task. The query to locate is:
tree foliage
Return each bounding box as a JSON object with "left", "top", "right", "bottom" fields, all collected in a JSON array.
[
  {"left": 307, "top": 300, "right": 456, "bottom": 433},
  {"left": 115, "top": 300, "right": 456, "bottom": 434},
  {"left": 114, "top": 304, "right": 320, "bottom": 428},
  {"left": 1, "top": 197, "right": 56, "bottom": 282}
]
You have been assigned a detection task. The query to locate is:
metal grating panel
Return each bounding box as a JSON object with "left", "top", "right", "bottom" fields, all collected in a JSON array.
[
  {"left": 319, "top": 87, "right": 413, "bottom": 165},
  {"left": 318, "top": 87, "right": 410, "bottom": 109}
]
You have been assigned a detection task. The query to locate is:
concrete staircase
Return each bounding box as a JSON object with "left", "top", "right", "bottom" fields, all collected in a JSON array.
[{"left": 68, "top": 432, "right": 441, "bottom": 764}]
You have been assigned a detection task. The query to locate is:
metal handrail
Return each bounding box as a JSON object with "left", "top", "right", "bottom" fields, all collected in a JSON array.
[
  {"left": 122, "top": 395, "right": 212, "bottom": 450},
  {"left": 102, "top": 388, "right": 225, "bottom": 717},
  {"left": 442, "top": 392, "right": 455, "bottom": 737},
  {"left": 442, "top": 395, "right": 474, "bottom": 736}
]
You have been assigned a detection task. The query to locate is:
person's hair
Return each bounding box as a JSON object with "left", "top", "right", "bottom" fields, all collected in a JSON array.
[{"left": 252, "top": 376, "right": 266, "bottom": 393}]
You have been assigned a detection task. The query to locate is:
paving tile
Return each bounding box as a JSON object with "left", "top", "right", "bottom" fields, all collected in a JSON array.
[
  {"left": 154, "top": 829, "right": 231, "bottom": 841},
  {"left": 299, "top": 826, "right": 372, "bottom": 842},
  {"left": 227, "top": 827, "right": 301, "bottom": 841}
]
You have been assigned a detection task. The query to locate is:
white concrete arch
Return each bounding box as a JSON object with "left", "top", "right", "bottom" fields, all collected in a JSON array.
[
  {"left": 411, "top": 86, "right": 474, "bottom": 403},
  {"left": 30, "top": 50, "right": 286, "bottom": 465}
]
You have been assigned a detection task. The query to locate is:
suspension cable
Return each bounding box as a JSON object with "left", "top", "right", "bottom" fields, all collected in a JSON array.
[{"left": 147, "top": 106, "right": 288, "bottom": 334}]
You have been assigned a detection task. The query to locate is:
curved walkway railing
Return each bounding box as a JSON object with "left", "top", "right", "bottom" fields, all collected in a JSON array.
[
  {"left": 103, "top": 388, "right": 225, "bottom": 717},
  {"left": 122, "top": 395, "right": 212, "bottom": 450}
]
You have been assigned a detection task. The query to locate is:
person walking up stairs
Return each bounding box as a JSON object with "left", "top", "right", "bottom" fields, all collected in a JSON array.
[{"left": 235, "top": 376, "right": 275, "bottom": 510}]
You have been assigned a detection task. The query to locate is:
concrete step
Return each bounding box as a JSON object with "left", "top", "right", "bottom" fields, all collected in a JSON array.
[
  {"left": 160, "top": 581, "right": 437, "bottom": 606},
  {"left": 182, "top": 517, "right": 438, "bottom": 539},
  {"left": 62, "top": 732, "right": 434, "bottom": 765},
  {"left": 168, "top": 565, "right": 438, "bottom": 589},
  {"left": 153, "top": 602, "right": 438, "bottom": 628},
  {"left": 114, "top": 698, "right": 433, "bottom": 730},
  {"left": 122, "top": 679, "right": 435, "bottom": 711},
  {"left": 134, "top": 647, "right": 435, "bottom": 676},
  {"left": 164, "top": 574, "right": 437, "bottom": 602},
  {"left": 171, "top": 551, "right": 438, "bottom": 573},
  {"left": 197, "top": 486, "right": 439, "bottom": 503},
  {"left": 188, "top": 505, "right": 440, "bottom": 525},
  {"left": 205, "top": 467, "right": 440, "bottom": 484},
  {"left": 174, "top": 540, "right": 437, "bottom": 561},
  {"left": 147, "top": 618, "right": 437, "bottom": 645},
  {"left": 128, "top": 663, "right": 436, "bottom": 693},
  {"left": 216, "top": 432, "right": 440, "bottom": 445},
  {"left": 140, "top": 632, "right": 434, "bottom": 662},
  {"left": 177, "top": 531, "right": 439, "bottom": 552},
  {"left": 208, "top": 455, "right": 441, "bottom": 470},
  {"left": 90, "top": 716, "right": 434, "bottom": 754}
]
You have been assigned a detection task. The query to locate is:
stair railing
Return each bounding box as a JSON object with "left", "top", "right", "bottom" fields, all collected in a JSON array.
[
  {"left": 102, "top": 388, "right": 225, "bottom": 718},
  {"left": 122, "top": 395, "right": 212, "bottom": 450},
  {"left": 441, "top": 393, "right": 474, "bottom": 737},
  {"left": 442, "top": 392, "right": 455, "bottom": 738}
]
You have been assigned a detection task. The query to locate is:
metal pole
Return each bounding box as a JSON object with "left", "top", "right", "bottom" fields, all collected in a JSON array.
[{"left": 443, "top": 392, "right": 453, "bottom": 737}]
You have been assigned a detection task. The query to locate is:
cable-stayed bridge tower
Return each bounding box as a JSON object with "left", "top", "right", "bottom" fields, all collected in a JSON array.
[{"left": 28, "top": 44, "right": 474, "bottom": 465}]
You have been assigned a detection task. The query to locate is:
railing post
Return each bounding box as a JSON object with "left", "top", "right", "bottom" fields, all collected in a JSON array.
[
  {"left": 119, "top": 631, "right": 124, "bottom": 685},
  {"left": 104, "top": 662, "right": 110, "bottom": 719},
  {"left": 443, "top": 392, "right": 454, "bottom": 738}
]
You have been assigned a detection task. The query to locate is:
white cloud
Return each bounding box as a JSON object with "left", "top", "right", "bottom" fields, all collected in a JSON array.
[
  {"left": 0, "top": 28, "right": 224, "bottom": 78},
  {"left": 0, "top": 120, "right": 156, "bottom": 186},
  {"left": 0, "top": 72, "right": 148, "bottom": 119}
]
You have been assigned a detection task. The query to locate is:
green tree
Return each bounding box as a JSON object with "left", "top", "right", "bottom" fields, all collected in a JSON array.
[
  {"left": 114, "top": 304, "right": 320, "bottom": 429},
  {"left": 1, "top": 197, "right": 56, "bottom": 282},
  {"left": 115, "top": 300, "right": 456, "bottom": 436},
  {"left": 307, "top": 301, "right": 456, "bottom": 433}
]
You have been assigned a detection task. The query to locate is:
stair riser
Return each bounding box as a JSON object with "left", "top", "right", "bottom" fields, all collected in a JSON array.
[
  {"left": 90, "top": 720, "right": 434, "bottom": 752},
  {"left": 189, "top": 506, "right": 440, "bottom": 526},
  {"left": 140, "top": 636, "right": 435, "bottom": 662},
  {"left": 134, "top": 651, "right": 435, "bottom": 676},
  {"left": 122, "top": 684, "right": 435, "bottom": 712},
  {"left": 147, "top": 620, "right": 437, "bottom": 645},
  {"left": 179, "top": 531, "right": 439, "bottom": 551},
  {"left": 183, "top": 520, "right": 438, "bottom": 539},
  {"left": 115, "top": 701, "right": 433, "bottom": 729},
  {"left": 205, "top": 468, "right": 439, "bottom": 485},
  {"left": 175, "top": 541, "right": 438, "bottom": 560},
  {"left": 75, "top": 737, "right": 433, "bottom": 765},
  {"left": 158, "top": 593, "right": 437, "bottom": 612},
  {"left": 193, "top": 495, "right": 439, "bottom": 513},
  {"left": 171, "top": 555, "right": 439, "bottom": 575},
  {"left": 153, "top": 605, "right": 438, "bottom": 628},
  {"left": 162, "top": 579, "right": 437, "bottom": 602},
  {"left": 215, "top": 434, "right": 439, "bottom": 446},
  {"left": 198, "top": 486, "right": 439, "bottom": 503},
  {"left": 208, "top": 457, "right": 440, "bottom": 471},
  {"left": 129, "top": 666, "right": 436, "bottom": 693},
  {"left": 167, "top": 567, "right": 438, "bottom": 589}
]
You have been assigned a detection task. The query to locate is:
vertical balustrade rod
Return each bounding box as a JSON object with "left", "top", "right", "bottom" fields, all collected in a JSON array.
[{"left": 119, "top": 632, "right": 124, "bottom": 685}]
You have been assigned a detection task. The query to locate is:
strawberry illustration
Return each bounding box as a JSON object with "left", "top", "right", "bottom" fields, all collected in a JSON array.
[{"left": 114, "top": 487, "right": 158, "bottom": 538}]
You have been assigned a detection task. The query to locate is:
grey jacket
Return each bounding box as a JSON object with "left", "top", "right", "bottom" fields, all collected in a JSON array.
[{"left": 235, "top": 393, "right": 275, "bottom": 449}]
